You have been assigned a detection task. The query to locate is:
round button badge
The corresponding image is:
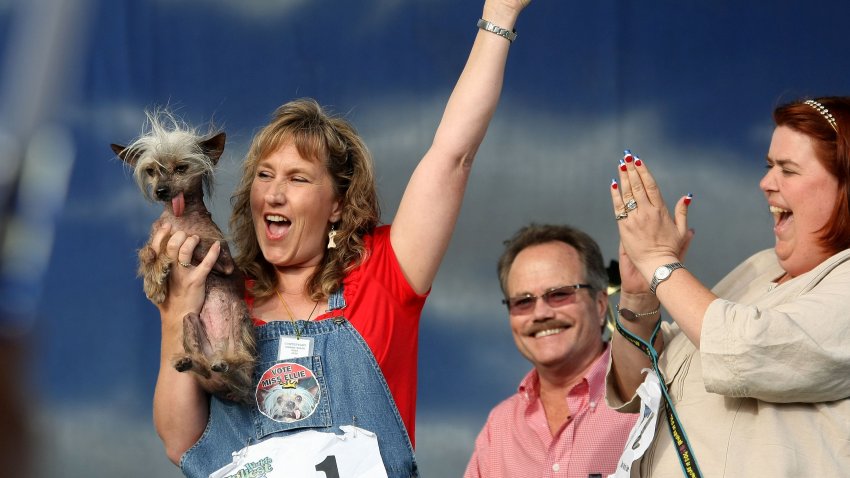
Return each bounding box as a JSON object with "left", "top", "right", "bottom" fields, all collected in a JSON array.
[{"left": 256, "top": 362, "right": 321, "bottom": 423}]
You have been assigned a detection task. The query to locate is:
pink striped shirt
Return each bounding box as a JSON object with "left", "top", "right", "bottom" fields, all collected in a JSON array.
[{"left": 464, "top": 346, "right": 636, "bottom": 478}]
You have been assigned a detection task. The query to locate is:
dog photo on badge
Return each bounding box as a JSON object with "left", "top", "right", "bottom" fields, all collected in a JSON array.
[{"left": 256, "top": 362, "right": 321, "bottom": 422}]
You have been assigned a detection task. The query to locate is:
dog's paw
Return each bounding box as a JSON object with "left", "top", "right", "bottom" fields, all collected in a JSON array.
[
  {"left": 174, "top": 356, "right": 194, "bottom": 372},
  {"left": 138, "top": 245, "right": 157, "bottom": 265},
  {"left": 153, "top": 261, "right": 171, "bottom": 286},
  {"left": 145, "top": 283, "right": 167, "bottom": 304}
]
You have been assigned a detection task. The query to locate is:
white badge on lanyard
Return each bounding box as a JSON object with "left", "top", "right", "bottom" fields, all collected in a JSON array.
[
  {"left": 609, "top": 368, "right": 662, "bottom": 478},
  {"left": 209, "top": 425, "right": 388, "bottom": 478},
  {"left": 279, "top": 335, "right": 314, "bottom": 359}
]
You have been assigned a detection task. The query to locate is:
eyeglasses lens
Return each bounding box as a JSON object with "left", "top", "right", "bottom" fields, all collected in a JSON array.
[{"left": 507, "top": 286, "right": 579, "bottom": 314}]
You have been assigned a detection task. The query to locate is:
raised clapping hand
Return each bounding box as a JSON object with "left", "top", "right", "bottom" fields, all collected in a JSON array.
[
  {"left": 617, "top": 242, "right": 651, "bottom": 295},
  {"left": 608, "top": 151, "right": 696, "bottom": 399},
  {"left": 610, "top": 151, "right": 693, "bottom": 285}
]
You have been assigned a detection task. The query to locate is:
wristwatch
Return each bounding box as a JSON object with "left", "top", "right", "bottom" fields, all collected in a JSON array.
[{"left": 649, "top": 262, "right": 685, "bottom": 295}]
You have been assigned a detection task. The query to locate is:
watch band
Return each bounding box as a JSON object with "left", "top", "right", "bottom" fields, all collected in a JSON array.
[
  {"left": 477, "top": 18, "right": 517, "bottom": 43},
  {"left": 649, "top": 262, "right": 685, "bottom": 295}
]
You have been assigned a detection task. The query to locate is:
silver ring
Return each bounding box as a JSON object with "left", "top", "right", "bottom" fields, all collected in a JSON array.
[
  {"left": 625, "top": 199, "right": 638, "bottom": 211},
  {"left": 178, "top": 260, "right": 192, "bottom": 268},
  {"left": 615, "top": 211, "right": 629, "bottom": 221}
]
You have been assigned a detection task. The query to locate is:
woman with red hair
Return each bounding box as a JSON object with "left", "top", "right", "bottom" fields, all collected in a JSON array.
[{"left": 609, "top": 97, "right": 850, "bottom": 477}]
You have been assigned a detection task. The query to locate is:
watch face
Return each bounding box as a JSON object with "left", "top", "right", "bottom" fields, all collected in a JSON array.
[{"left": 655, "top": 267, "right": 671, "bottom": 280}]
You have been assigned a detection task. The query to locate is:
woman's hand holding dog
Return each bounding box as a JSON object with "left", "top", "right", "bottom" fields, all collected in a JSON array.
[
  {"left": 150, "top": 221, "right": 220, "bottom": 461},
  {"left": 151, "top": 222, "right": 221, "bottom": 323}
]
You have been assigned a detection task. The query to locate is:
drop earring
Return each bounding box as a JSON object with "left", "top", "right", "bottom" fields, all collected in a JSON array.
[{"left": 327, "top": 224, "right": 338, "bottom": 249}]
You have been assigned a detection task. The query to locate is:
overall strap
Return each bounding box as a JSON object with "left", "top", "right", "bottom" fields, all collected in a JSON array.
[{"left": 328, "top": 285, "right": 346, "bottom": 311}]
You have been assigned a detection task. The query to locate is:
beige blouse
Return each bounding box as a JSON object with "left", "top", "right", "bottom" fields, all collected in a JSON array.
[{"left": 607, "top": 248, "right": 850, "bottom": 477}]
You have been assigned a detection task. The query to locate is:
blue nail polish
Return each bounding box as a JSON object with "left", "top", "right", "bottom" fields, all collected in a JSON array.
[{"left": 624, "top": 149, "right": 632, "bottom": 156}]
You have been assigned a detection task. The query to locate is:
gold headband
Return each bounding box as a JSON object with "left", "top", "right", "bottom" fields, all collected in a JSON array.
[{"left": 804, "top": 99, "right": 838, "bottom": 132}]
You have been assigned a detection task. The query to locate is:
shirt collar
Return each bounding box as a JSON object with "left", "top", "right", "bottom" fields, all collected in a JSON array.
[{"left": 517, "top": 342, "right": 611, "bottom": 403}]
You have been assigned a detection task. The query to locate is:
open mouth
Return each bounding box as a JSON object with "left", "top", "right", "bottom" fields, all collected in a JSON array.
[
  {"left": 769, "top": 205, "right": 792, "bottom": 229},
  {"left": 265, "top": 214, "right": 291, "bottom": 239},
  {"left": 533, "top": 325, "right": 571, "bottom": 338}
]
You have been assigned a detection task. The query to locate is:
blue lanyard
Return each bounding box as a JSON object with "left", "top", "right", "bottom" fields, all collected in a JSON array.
[{"left": 613, "top": 313, "right": 704, "bottom": 478}]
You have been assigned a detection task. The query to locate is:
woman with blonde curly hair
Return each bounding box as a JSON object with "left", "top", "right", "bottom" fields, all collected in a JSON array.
[
  {"left": 149, "top": 0, "right": 532, "bottom": 476},
  {"left": 229, "top": 98, "right": 380, "bottom": 302}
]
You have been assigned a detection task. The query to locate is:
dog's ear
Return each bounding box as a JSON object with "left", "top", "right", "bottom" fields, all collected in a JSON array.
[
  {"left": 111, "top": 143, "right": 141, "bottom": 167},
  {"left": 200, "top": 132, "right": 226, "bottom": 165}
]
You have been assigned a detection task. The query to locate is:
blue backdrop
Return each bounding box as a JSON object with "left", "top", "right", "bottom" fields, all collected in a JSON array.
[{"left": 1, "top": 0, "right": 848, "bottom": 476}]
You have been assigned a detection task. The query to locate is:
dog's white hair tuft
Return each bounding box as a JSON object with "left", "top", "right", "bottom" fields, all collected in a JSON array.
[{"left": 124, "top": 107, "right": 221, "bottom": 200}]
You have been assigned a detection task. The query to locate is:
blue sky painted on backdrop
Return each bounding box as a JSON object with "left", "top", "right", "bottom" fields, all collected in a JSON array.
[{"left": 3, "top": 0, "right": 849, "bottom": 475}]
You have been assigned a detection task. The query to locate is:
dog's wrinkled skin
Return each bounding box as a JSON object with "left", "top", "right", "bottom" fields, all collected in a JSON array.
[{"left": 112, "top": 112, "right": 255, "bottom": 404}]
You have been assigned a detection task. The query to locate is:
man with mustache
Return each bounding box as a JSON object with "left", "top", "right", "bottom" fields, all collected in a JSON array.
[{"left": 464, "top": 224, "right": 636, "bottom": 478}]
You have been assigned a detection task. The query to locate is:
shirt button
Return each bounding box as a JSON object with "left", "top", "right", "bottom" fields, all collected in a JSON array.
[{"left": 552, "top": 463, "right": 560, "bottom": 472}]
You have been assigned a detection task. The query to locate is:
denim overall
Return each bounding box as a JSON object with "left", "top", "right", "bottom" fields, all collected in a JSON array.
[{"left": 180, "top": 288, "right": 419, "bottom": 477}]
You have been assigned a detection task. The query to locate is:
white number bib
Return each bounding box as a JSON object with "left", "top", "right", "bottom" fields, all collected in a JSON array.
[
  {"left": 609, "top": 369, "right": 662, "bottom": 478},
  {"left": 210, "top": 425, "right": 388, "bottom": 478}
]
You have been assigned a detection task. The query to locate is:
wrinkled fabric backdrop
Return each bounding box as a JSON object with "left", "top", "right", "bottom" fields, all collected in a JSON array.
[{"left": 1, "top": 0, "right": 848, "bottom": 476}]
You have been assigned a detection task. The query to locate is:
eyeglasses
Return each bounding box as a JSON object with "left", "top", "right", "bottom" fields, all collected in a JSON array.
[{"left": 502, "top": 284, "right": 592, "bottom": 314}]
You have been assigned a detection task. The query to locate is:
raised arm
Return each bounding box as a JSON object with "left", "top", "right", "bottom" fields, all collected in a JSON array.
[
  {"left": 608, "top": 243, "right": 666, "bottom": 402},
  {"left": 391, "top": 0, "right": 530, "bottom": 294},
  {"left": 150, "top": 223, "right": 218, "bottom": 464}
]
